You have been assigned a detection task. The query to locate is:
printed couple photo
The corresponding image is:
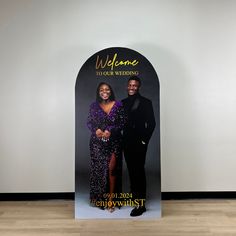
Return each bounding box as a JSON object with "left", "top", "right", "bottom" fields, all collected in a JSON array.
[{"left": 75, "top": 47, "right": 161, "bottom": 219}]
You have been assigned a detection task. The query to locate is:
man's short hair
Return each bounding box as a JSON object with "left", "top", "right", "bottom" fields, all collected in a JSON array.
[{"left": 128, "top": 76, "right": 141, "bottom": 87}]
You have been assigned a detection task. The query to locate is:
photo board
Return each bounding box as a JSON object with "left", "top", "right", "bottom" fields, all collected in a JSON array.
[{"left": 75, "top": 47, "right": 161, "bottom": 219}]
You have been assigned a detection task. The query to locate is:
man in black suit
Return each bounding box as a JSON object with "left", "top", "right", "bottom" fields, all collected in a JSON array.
[{"left": 122, "top": 76, "right": 156, "bottom": 217}]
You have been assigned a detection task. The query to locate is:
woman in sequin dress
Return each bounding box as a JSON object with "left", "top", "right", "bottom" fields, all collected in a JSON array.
[{"left": 87, "top": 82, "right": 126, "bottom": 212}]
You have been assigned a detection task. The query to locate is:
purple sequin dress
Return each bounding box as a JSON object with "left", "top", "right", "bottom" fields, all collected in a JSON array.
[{"left": 87, "top": 101, "right": 126, "bottom": 204}]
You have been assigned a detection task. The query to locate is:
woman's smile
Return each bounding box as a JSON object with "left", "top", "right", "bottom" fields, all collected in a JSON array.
[{"left": 99, "top": 85, "right": 111, "bottom": 100}]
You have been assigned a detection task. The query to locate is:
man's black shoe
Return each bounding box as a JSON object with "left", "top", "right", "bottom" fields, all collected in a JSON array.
[{"left": 130, "top": 206, "right": 146, "bottom": 217}]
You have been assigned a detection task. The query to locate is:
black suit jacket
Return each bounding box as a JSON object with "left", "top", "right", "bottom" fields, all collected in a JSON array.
[{"left": 122, "top": 93, "right": 156, "bottom": 145}]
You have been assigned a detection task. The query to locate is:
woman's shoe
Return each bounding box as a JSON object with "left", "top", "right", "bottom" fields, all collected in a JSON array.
[{"left": 108, "top": 206, "right": 115, "bottom": 213}]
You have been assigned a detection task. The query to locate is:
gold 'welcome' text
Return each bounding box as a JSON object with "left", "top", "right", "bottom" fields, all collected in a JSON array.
[{"left": 95, "top": 53, "right": 139, "bottom": 71}]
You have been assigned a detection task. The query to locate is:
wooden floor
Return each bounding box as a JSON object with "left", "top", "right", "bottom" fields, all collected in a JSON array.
[{"left": 1, "top": 200, "right": 236, "bottom": 235}]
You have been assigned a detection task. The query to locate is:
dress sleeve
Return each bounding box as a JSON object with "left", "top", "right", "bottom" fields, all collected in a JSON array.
[{"left": 87, "top": 103, "right": 99, "bottom": 135}]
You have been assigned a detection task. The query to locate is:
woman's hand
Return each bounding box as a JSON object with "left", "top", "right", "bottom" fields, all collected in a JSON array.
[
  {"left": 95, "top": 129, "right": 103, "bottom": 138},
  {"left": 103, "top": 130, "right": 111, "bottom": 139}
]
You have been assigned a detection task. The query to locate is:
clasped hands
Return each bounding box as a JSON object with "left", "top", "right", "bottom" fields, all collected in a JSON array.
[{"left": 96, "top": 129, "right": 111, "bottom": 142}]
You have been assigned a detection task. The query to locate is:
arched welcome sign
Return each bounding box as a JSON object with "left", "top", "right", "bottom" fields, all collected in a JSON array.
[{"left": 75, "top": 47, "right": 161, "bottom": 219}]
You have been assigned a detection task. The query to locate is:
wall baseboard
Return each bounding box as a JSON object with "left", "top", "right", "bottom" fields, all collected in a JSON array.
[
  {"left": 162, "top": 192, "right": 236, "bottom": 200},
  {"left": 0, "top": 191, "right": 236, "bottom": 201},
  {"left": 0, "top": 192, "right": 74, "bottom": 201},
  {"left": 0, "top": 192, "right": 236, "bottom": 201}
]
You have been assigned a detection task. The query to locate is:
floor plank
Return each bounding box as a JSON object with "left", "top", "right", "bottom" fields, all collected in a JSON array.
[{"left": 0, "top": 200, "right": 236, "bottom": 235}]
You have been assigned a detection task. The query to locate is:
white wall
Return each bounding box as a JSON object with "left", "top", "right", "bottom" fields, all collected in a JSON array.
[{"left": 0, "top": 0, "right": 236, "bottom": 192}]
